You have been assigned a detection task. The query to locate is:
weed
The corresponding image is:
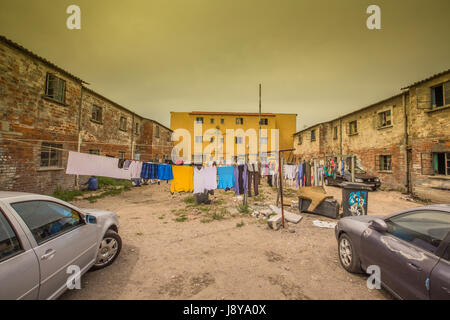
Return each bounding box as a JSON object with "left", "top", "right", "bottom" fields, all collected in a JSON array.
[
  {"left": 183, "top": 196, "right": 195, "bottom": 204},
  {"left": 175, "top": 215, "right": 188, "bottom": 222},
  {"left": 200, "top": 218, "right": 213, "bottom": 223},
  {"left": 236, "top": 221, "right": 244, "bottom": 228},
  {"left": 136, "top": 232, "right": 144, "bottom": 236},
  {"left": 53, "top": 187, "right": 83, "bottom": 202},
  {"left": 237, "top": 203, "right": 251, "bottom": 215}
]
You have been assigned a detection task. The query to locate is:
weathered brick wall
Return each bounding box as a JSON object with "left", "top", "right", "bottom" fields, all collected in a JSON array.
[
  {"left": 0, "top": 41, "right": 81, "bottom": 194},
  {"left": 294, "top": 124, "right": 322, "bottom": 161},
  {"left": 150, "top": 121, "right": 173, "bottom": 162},
  {"left": 407, "top": 73, "right": 450, "bottom": 202}
]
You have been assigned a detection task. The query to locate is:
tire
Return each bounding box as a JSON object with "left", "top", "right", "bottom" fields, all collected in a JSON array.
[
  {"left": 91, "top": 229, "right": 122, "bottom": 271},
  {"left": 338, "top": 233, "right": 362, "bottom": 273}
]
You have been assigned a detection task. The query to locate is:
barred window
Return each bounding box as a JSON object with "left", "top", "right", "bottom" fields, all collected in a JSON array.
[
  {"left": 40, "top": 143, "right": 62, "bottom": 168},
  {"left": 45, "top": 73, "right": 66, "bottom": 103}
]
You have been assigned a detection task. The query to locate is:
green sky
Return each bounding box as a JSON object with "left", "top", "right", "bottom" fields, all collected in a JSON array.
[{"left": 1, "top": 0, "right": 449, "bottom": 130}]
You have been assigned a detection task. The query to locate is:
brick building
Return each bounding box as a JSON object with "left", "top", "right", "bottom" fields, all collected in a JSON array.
[
  {"left": 0, "top": 36, "right": 173, "bottom": 194},
  {"left": 294, "top": 69, "right": 450, "bottom": 203}
]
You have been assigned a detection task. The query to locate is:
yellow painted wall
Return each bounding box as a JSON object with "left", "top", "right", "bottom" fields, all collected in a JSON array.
[{"left": 170, "top": 112, "right": 297, "bottom": 161}]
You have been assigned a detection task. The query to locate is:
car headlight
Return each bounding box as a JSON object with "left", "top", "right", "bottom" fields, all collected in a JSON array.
[
  {"left": 374, "top": 178, "right": 380, "bottom": 182},
  {"left": 355, "top": 178, "right": 363, "bottom": 183}
]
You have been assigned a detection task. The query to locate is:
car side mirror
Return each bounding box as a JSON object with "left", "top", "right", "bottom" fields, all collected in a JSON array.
[
  {"left": 369, "top": 218, "right": 387, "bottom": 233},
  {"left": 85, "top": 215, "right": 97, "bottom": 224}
]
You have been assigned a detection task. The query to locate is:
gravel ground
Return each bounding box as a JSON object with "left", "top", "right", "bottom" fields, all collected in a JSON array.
[{"left": 61, "top": 180, "right": 422, "bottom": 300}]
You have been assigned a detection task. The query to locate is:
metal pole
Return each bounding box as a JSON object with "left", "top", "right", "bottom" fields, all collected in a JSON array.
[
  {"left": 278, "top": 152, "right": 285, "bottom": 228},
  {"left": 258, "top": 84, "right": 261, "bottom": 163}
]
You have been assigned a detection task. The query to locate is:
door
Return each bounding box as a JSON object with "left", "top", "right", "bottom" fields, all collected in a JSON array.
[
  {"left": 0, "top": 207, "right": 39, "bottom": 299},
  {"left": 10, "top": 200, "right": 98, "bottom": 299},
  {"left": 361, "top": 210, "right": 450, "bottom": 299},
  {"left": 429, "top": 238, "right": 450, "bottom": 299}
]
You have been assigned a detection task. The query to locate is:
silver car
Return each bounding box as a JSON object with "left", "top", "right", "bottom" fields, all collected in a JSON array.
[{"left": 0, "top": 191, "right": 122, "bottom": 300}]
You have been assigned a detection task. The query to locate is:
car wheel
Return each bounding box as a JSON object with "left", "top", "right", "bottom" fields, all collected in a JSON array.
[
  {"left": 91, "top": 230, "right": 122, "bottom": 271},
  {"left": 338, "top": 233, "right": 362, "bottom": 273}
]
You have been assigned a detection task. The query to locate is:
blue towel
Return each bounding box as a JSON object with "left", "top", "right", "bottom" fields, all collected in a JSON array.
[
  {"left": 158, "top": 164, "right": 174, "bottom": 181},
  {"left": 217, "top": 166, "right": 235, "bottom": 189}
]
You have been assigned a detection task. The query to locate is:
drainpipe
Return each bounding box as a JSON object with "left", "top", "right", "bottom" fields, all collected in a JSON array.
[
  {"left": 131, "top": 114, "right": 135, "bottom": 159},
  {"left": 75, "top": 84, "right": 84, "bottom": 188},
  {"left": 403, "top": 91, "right": 410, "bottom": 193}
]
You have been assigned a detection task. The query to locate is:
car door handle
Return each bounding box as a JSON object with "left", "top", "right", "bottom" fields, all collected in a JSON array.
[
  {"left": 41, "top": 249, "right": 56, "bottom": 260},
  {"left": 407, "top": 262, "right": 422, "bottom": 271}
]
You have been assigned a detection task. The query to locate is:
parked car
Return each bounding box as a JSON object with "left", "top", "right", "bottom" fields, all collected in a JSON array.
[
  {"left": 335, "top": 204, "right": 450, "bottom": 300},
  {"left": 0, "top": 191, "right": 122, "bottom": 300},
  {"left": 325, "top": 167, "right": 381, "bottom": 191}
]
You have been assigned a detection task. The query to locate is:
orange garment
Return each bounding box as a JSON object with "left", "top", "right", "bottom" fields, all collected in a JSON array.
[{"left": 170, "top": 165, "right": 194, "bottom": 193}]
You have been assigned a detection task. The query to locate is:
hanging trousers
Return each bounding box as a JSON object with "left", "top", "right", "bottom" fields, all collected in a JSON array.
[{"left": 247, "top": 171, "right": 259, "bottom": 196}]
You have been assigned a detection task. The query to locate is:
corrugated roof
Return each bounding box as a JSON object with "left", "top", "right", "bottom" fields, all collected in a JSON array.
[
  {"left": 401, "top": 68, "right": 450, "bottom": 90},
  {"left": 0, "top": 35, "right": 87, "bottom": 84}
]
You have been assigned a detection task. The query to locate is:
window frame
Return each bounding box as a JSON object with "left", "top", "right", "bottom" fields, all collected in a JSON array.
[
  {"left": 118, "top": 151, "right": 125, "bottom": 159},
  {"left": 310, "top": 130, "right": 316, "bottom": 142},
  {"left": 91, "top": 105, "right": 103, "bottom": 124},
  {"left": 349, "top": 120, "right": 358, "bottom": 135},
  {"left": 155, "top": 125, "right": 160, "bottom": 138},
  {"left": 235, "top": 136, "right": 243, "bottom": 144},
  {"left": 10, "top": 200, "right": 86, "bottom": 246},
  {"left": 260, "top": 118, "right": 268, "bottom": 125},
  {"left": 297, "top": 134, "right": 302, "bottom": 145},
  {"left": 40, "top": 142, "right": 63, "bottom": 168},
  {"left": 236, "top": 118, "right": 244, "bottom": 125},
  {"left": 119, "top": 116, "right": 127, "bottom": 132},
  {"left": 379, "top": 155, "right": 392, "bottom": 171},
  {"left": 195, "top": 117, "right": 204, "bottom": 124},
  {"left": 432, "top": 152, "right": 450, "bottom": 176},
  {"left": 44, "top": 73, "right": 66, "bottom": 104},
  {"left": 220, "top": 118, "right": 225, "bottom": 124},
  {"left": 0, "top": 208, "right": 24, "bottom": 263},
  {"left": 377, "top": 109, "right": 393, "bottom": 129}
]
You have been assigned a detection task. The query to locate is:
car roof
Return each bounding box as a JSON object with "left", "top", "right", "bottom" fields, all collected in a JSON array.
[{"left": 0, "top": 191, "right": 36, "bottom": 200}]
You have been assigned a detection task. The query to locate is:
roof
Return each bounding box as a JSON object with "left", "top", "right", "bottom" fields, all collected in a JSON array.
[
  {"left": 294, "top": 121, "right": 327, "bottom": 136},
  {"left": 401, "top": 68, "right": 450, "bottom": 90},
  {"left": 0, "top": 35, "right": 86, "bottom": 84},
  {"left": 189, "top": 111, "right": 277, "bottom": 116}
]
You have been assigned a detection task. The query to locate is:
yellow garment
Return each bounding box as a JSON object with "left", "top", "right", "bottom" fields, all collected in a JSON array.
[{"left": 170, "top": 165, "right": 194, "bottom": 193}]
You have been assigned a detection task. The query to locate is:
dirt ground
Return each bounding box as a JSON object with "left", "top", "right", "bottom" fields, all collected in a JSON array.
[{"left": 61, "top": 179, "right": 423, "bottom": 300}]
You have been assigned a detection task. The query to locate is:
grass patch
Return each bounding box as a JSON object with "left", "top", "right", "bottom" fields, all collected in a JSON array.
[
  {"left": 86, "top": 188, "right": 124, "bottom": 203},
  {"left": 136, "top": 232, "right": 144, "bottom": 236},
  {"left": 237, "top": 203, "right": 251, "bottom": 215},
  {"left": 236, "top": 220, "right": 244, "bottom": 228},
  {"left": 98, "top": 177, "right": 132, "bottom": 189},
  {"left": 211, "top": 211, "right": 224, "bottom": 220},
  {"left": 158, "top": 215, "right": 165, "bottom": 219},
  {"left": 183, "top": 195, "right": 195, "bottom": 204},
  {"left": 53, "top": 187, "right": 83, "bottom": 202},
  {"left": 198, "top": 206, "right": 210, "bottom": 212},
  {"left": 253, "top": 193, "right": 266, "bottom": 202},
  {"left": 200, "top": 218, "right": 213, "bottom": 223},
  {"left": 214, "top": 199, "right": 225, "bottom": 206},
  {"left": 175, "top": 215, "right": 188, "bottom": 222}
]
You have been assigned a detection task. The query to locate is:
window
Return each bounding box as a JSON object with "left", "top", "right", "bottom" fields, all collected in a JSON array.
[
  {"left": 210, "top": 137, "right": 214, "bottom": 143},
  {"left": 91, "top": 105, "right": 102, "bottom": 123},
  {"left": 311, "top": 130, "right": 316, "bottom": 142},
  {"left": 220, "top": 118, "right": 224, "bottom": 124},
  {"left": 379, "top": 155, "right": 392, "bottom": 171},
  {"left": 196, "top": 117, "right": 204, "bottom": 124},
  {"left": 155, "top": 126, "right": 160, "bottom": 138},
  {"left": 0, "top": 210, "right": 23, "bottom": 262},
  {"left": 45, "top": 73, "right": 65, "bottom": 103},
  {"left": 135, "top": 123, "right": 139, "bottom": 135},
  {"left": 88, "top": 149, "right": 100, "bottom": 155},
  {"left": 431, "top": 82, "right": 450, "bottom": 108},
  {"left": 235, "top": 137, "right": 243, "bottom": 144},
  {"left": 134, "top": 154, "right": 141, "bottom": 161},
  {"left": 260, "top": 137, "right": 268, "bottom": 144},
  {"left": 119, "top": 116, "right": 127, "bottom": 131},
  {"left": 11, "top": 201, "right": 83, "bottom": 245},
  {"left": 378, "top": 110, "right": 392, "bottom": 128},
  {"left": 119, "top": 151, "right": 125, "bottom": 159},
  {"left": 386, "top": 210, "right": 450, "bottom": 254},
  {"left": 433, "top": 152, "right": 450, "bottom": 176},
  {"left": 40, "top": 143, "right": 62, "bottom": 168},
  {"left": 333, "top": 126, "right": 338, "bottom": 140},
  {"left": 260, "top": 118, "right": 268, "bottom": 125},
  {"left": 236, "top": 118, "right": 243, "bottom": 125},
  {"left": 297, "top": 134, "right": 302, "bottom": 145},
  {"left": 210, "top": 118, "right": 214, "bottom": 124},
  {"left": 195, "top": 136, "right": 203, "bottom": 143},
  {"left": 349, "top": 121, "right": 358, "bottom": 135}
]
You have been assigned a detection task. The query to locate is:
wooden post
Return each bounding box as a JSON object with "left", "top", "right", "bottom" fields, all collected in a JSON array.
[{"left": 278, "top": 152, "right": 285, "bottom": 228}]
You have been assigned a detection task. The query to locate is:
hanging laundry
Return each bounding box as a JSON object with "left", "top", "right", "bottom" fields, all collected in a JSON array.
[
  {"left": 203, "top": 166, "right": 217, "bottom": 191},
  {"left": 233, "top": 164, "right": 248, "bottom": 195},
  {"left": 129, "top": 161, "right": 143, "bottom": 179},
  {"left": 66, "top": 151, "right": 131, "bottom": 180},
  {"left": 193, "top": 166, "right": 217, "bottom": 194},
  {"left": 217, "top": 166, "right": 235, "bottom": 190},
  {"left": 141, "top": 163, "right": 159, "bottom": 180},
  {"left": 157, "top": 163, "right": 174, "bottom": 181},
  {"left": 247, "top": 163, "right": 259, "bottom": 197},
  {"left": 170, "top": 165, "right": 194, "bottom": 193}
]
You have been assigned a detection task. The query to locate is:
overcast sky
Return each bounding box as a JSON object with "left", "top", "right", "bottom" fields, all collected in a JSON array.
[{"left": 1, "top": 0, "right": 449, "bottom": 130}]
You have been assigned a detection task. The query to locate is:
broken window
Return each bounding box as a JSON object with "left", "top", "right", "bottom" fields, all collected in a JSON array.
[
  {"left": 379, "top": 155, "right": 392, "bottom": 171},
  {"left": 349, "top": 121, "right": 358, "bottom": 135},
  {"left": 433, "top": 152, "right": 450, "bottom": 176},
  {"left": 236, "top": 118, "right": 244, "bottom": 125},
  {"left": 45, "top": 73, "right": 65, "bottom": 103},
  {"left": 91, "top": 105, "right": 102, "bottom": 123},
  {"left": 119, "top": 116, "right": 127, "bottom": 131},
  {"left": 40, "top": 143, "right": 62, "bottom": 168},
  {"left": 378, "top": 110, "right": 392, "bottom": 128},
  {"left": 311, "top": 130, "right": 316, "bottom": 142},
  {"left": 432, "top": 82, "right": 450, "bottom": 108}
]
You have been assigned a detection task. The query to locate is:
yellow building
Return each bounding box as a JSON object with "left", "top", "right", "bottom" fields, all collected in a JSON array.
[{"left": 170, "top": 111, "right": 297, "bottom": 163}]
